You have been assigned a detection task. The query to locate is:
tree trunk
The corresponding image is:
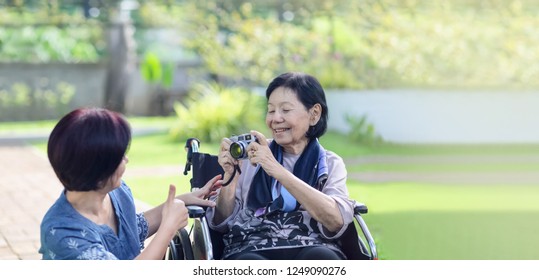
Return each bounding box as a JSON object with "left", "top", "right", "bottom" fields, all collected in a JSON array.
[{"left": 103, "top": 21, "right": 136, "bottom": 113}]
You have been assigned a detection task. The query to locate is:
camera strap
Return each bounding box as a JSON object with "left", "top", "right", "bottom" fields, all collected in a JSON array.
[{"left": 221, "top": 164, "right": 242, "bottom": 187}]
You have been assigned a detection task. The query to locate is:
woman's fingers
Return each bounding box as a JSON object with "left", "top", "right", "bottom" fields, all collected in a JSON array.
[
  {"left": 250, "top": 130, "right": 268, "bottom": 146},
  {"left": 167, "top": 184, "right": 177, "bottom": 204}
]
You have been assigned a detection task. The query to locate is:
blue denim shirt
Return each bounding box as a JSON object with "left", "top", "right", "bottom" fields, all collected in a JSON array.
[{"left": 39, "top": 181, "right": 149, "bottom": 260}]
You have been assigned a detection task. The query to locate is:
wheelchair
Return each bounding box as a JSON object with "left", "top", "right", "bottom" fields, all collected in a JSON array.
[{"left": 164, "top": 138, "right": 378, "bottom": 260}]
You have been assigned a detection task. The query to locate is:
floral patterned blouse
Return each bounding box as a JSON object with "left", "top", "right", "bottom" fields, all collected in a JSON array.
[
  {"left": 39, "top": 181, "right": 149, "bottom": 260},
  {"left": 206, "top": 147, "right": 355, "bottom": 259}
]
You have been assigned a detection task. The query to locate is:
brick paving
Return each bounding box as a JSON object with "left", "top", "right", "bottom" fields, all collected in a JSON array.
[{"left": 0, "top": 140, "right": 61, "bottom": 259}]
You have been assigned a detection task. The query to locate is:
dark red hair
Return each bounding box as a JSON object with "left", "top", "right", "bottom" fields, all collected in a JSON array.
[{"left": 47, "top": 107, "right": 131, "bottom": 191}]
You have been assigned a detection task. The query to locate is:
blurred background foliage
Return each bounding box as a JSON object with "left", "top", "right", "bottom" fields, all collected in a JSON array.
[
  {"left": 2, "top": 0, "right": 539, "bottom": 138},
  {"left": 0, "top": 81, "right": 75, "bottom": 121},
  {"left": 170, "top": 82, "right": 267, "bottom": 142},
  {"left": 2, "top": 0, "right": 539, "bottom": 90}
]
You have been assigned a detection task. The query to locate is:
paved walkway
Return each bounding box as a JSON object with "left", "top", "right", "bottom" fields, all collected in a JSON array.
[{"left": 0, "top": 140, "right": 61, "bottom": 259}]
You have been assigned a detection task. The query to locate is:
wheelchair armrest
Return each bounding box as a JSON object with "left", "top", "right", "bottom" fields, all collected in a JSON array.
[
  {"left": 351, "top": 201, "right": 377, "bottom": 260},
  {"left": 187, "top": 205, "right": 206, "bottom": 218},
  {"left": 354, "top": 203, "right": 368, "bottom": 214}
]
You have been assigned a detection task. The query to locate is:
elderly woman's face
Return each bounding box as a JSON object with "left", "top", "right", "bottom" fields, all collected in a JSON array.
[{"left": 266, "top": 87, "right": 312, "bottom": 154}]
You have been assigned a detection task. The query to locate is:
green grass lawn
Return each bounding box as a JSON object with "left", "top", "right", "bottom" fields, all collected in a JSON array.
[
  {"left": 348, "top": 181, "right": 539, "bottom": 259},
  {"left": 120, "top": 131, "right": 539, "bottom": 260},
  {"left": 321, "top": 132, "right": 539, "bottom": 157},
  {"left": 19, "top": 118, "right": 539, "bottom": 260},
  {"left": 347, "top": 162, "right": 539, "bottom": 173}
]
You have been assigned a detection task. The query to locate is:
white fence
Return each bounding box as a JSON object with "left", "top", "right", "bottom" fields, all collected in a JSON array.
[{"left": 326, "top": 89, "right": 539, "bottom": 144}]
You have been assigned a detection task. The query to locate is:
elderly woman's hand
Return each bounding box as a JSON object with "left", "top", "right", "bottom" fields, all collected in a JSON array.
[
  {"left": 218, "top": 137, "right": 239, "bottom": 176},
  {"left": 247, "top": 130, "right": 283, "bottom": 177}
]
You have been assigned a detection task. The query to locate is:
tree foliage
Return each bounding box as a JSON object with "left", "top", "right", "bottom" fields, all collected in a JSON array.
[
  {"left": 179, "top": 0, "right": 539, "bottom": 90},
  {"left": 170, "top": 82, "right": 266, "bottom": 143},
  {"left": 3, "top": 0, "right": 539, "bottom": 89}
]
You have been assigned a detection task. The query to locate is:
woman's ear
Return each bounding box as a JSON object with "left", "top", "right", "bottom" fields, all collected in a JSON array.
[{"left": 309, "top": 104, "right": 322, "bottom": 126}]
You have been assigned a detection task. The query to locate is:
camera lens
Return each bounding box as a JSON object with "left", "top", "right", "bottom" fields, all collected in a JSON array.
[{"left": 230, "top": 142, "right": 246, "bottom": 159}]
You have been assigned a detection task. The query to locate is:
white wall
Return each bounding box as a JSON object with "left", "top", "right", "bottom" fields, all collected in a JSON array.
[{"left": 326, "top": 89, "right": 539, "bottom": 144}]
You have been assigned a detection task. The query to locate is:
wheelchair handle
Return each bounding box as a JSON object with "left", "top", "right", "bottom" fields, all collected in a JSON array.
[
  {"left": 183, "top": 138, "right": 201, "bottom": 175},
  {"left": 187, "top": 205, "right": 205, "bottom": 218},
  {"left": 354, "top": 204, "right": 368, "bottom": 214}
]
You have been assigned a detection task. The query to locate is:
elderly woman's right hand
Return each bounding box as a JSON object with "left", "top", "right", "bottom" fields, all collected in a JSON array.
[{"left": 218, "top": 137, "right": 239, "bottom": 176}]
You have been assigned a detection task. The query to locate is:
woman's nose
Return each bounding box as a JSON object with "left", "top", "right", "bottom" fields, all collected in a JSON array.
[{"left": 271, "top": 111, "right": 283, "bottom": 122}]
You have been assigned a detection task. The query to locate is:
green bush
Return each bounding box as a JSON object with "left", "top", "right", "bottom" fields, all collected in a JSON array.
[
  {"left": 345, "top": 114, "right": 383, "bottom": 147},
  {"left": 0, "top": 25, "right": 102, "bottom": 63},
  {"left": 170, "top": 82, "right": 267, "bottom": 143}
]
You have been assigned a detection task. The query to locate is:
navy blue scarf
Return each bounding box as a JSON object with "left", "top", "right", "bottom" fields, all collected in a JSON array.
[{"left": 246, "top": 138, "right": 328, "bottom": 216}]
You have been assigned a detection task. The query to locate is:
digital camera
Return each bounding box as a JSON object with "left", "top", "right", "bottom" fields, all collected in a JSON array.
[{"left": 229, "top": 133, "right": 257, "bottom": 160}]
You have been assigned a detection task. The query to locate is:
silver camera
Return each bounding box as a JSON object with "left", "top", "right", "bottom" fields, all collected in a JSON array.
[{"left": 229, "top": 133, "right": 257, "bottom": 160}]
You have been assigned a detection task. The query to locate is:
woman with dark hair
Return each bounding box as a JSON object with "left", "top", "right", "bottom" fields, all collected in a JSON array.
[
  {"left": 40, "top": 107, "right": 221, "bottom": 260},
  {"left": 206, "top": 72, "right": 355, "bottom": 260}
]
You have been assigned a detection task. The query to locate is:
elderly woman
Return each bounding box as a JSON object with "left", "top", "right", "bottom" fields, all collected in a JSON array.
[{"left": 206, "top": 72, "right": 355, "bottom": 260}]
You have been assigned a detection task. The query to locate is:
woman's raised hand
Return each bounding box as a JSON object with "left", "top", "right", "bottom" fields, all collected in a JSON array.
[
  {"left": 218, "top": 137, "right": 239, "bottom": 175},
  {"left": 160, "top": 184, "right": 188, "bottom": 233}
]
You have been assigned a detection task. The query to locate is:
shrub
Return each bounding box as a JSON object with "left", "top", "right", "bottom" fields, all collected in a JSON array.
[
  {"left": 345, "top": 114, "right": 383, "bottom": 146},
  {"left": 170, "top": 82, "right": 267, "bottom": 143}
]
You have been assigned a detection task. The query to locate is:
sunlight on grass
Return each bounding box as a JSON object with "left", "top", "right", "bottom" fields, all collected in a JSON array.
[
  {"left": 0, "top": 120, "right": 56, "bottom": 134},
  {"left": 124, "top": 175, "right": 192, "bottom": 207},
  {"left": 322, "top": 131, "right": 539, "bottom": 158},
  {"left": 370, "top": 210, "right": 539, "bottom": 259},
  {"left": 127, "top": 133, "right": 184, "bottom": 168},
  {"left": 348, "top": 162, "right": 539, "bottom": 173},
  {"left": 0, "top": 116, "right": 176, "bottom": 134},
  {"left": 348, "top": 182, "right": 539, "bottom": 213},
  {"left": 347, "top": 181, "right": 539, "bottom": 259}
]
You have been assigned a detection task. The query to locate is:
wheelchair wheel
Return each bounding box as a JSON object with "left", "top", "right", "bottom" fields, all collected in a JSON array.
[{"left": 164, "top": 228, "right": 194, "bottom": 260}]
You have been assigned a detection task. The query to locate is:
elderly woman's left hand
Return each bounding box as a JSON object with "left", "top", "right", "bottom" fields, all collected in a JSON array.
[{"left": 247, "top": 130, "right": 283, "bottom": 177}]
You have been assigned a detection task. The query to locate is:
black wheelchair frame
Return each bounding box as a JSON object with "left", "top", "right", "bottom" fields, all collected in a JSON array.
[{"left": 165, "top": 138, "right": 378, "bottom": 260}]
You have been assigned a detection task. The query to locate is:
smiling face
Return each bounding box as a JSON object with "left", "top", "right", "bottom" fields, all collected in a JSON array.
[{"left": 266, "top": 86, "right": 321, "bottom": 154}]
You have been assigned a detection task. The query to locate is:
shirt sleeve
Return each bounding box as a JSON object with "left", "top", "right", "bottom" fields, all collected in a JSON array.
[
  {"left": 136, "top": 212, "right": 149, "bottom": 249},
  {"left": 316, "top": 150, "right": 356, "bottom": 239},
  {"left": 41, "top": 225, "right": 118, "bottom": 260},
  {"left": 206, "top": 160, "right": 252, "bottom": 233}
]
